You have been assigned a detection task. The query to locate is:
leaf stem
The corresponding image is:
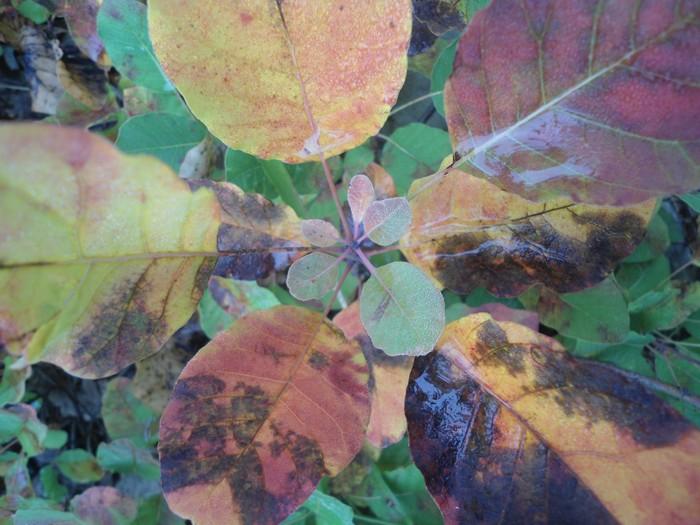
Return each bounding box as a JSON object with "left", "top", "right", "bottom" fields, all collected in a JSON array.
[
  {"left": 261, "top": 161, "right": 307, "bottom": 217},
  {"left": 388, "top": 90, "right": 443, "bottom": 117},
  {"left": 354, "top": 247, "right": 377, "bottom": 275},
  {"left": 365, "top": 244, "right": 401, "bottom": 256},
  {"left": 319, "top": 152, "right": 352, "bottom": 242},
  {"left": 324, "top": 262, "right": 354, "bottom": 317}
]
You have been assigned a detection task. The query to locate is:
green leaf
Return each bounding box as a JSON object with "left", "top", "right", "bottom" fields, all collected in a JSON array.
[
  {"left": 55, "top": 449, "right": 104, "bottom": 484},
  {"left": 343, "top": 145, "right": 375, "bottom": 174},
  {"left": 616, "top": 256, "right": 670, "bottom": 302},
  {"left": 282, "top": 490, "right": 354, "bottom": 525},
  {"left": 12, "top": 509, "right": 86, "bottom": 525},
  {"left": 0, "top": 405, "right": 47, "bottom": 457},
  {"left": 680, "top": 192, "right": 700, "bottom": 213},
  {"left": 98, "top": 0, "right": 173, "bottom": 91},
  {"left": 622, "top": 212, "right": 669, "bottom": 263},
  {"left": 134, "top": 495, "right": 185, "bottom": 525},
  {"left": 102, "top": 377, "right": 159, "bottom": 447},
  {"left": 0, "top": 357, "right": 30, "bottom": 406},
  {"left": 116, "top": 113, "right": 207, "bottom": 172},
  {"left": 360, "top": 262, "right": 445, "bottom": 356},
  {"left": 286, "top": 253, "right": 340, "bottom": 302},
  {"left": 39, "top": 466, "right": 69, "bottom": 503},
  {"left": 301, "top": 220, "right": 341, "bottom": 248},
  {"left": 631, "top": 282, "right": 700, "bottom": 332},
  {"left": 97, "top": 439, "right": 159, "bottom": 480},
  {"left": 381, "top": 123, "right": 452, "bottom": 194},
  {"left": 363, "top": 198, "right": 412, "bottom": 247},
  {"left": 198, "top": 277, "right": 281, "bottom": 338},
  {"left": 43, "top": 429, "right": 68, "bottom": 450},
  {"left": 533, "top": 277, "right": 629, "bottom": 343},
  {"left": 430, "top": 39, "right": 457, "bottom": 116},
  {"left": 13, "top": 0, "right": 50, "bottom": 23}
]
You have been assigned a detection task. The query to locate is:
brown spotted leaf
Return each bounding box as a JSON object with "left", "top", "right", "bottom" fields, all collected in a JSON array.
[
  {"left": 406, "top": 313, "right": 700, "bottom": 524},
  {"left": 444, "top": 0, "right": 700, "bottom": 205},
  {"left": 335, "top": 302, "right": 413, "bottom": 448},
  {"left": 0, "top": 123, "right": 305, "bottom": 378},
  {"left": 148, "top": 0, "right": 411, "bottom": 162},
  {"left": 159, "top": 306, "right": 370, "bottom": 525},
  {"left": 401, "top": 168, "right": 655, "bottom": 296}
]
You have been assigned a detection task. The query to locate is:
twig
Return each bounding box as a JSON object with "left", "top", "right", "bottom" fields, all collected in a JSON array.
[
  {"left": 388, "top": 90, "right": 443, "bottom": 117},
  {"left": 324, "top": 262, "right": 354, "bottom": 317}
]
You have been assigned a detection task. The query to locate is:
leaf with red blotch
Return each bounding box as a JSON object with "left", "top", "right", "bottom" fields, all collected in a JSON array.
[
  {"left": 401, "top": 168, "right": 654, "bottom": 296},
  {"left": 335, "top": 302, "right": 413, "bottom": 448},
  {"left": 406, "top": 313, "right": 700, "bottom": 525},
  {"left": 70, "top": 487, "right": 137, "bottom": 525},
  {"left": 443, "top": 0, "right": 700, "bottom": 205},
  {"left": 159, "top": 306, "right": 369, "bottom": 525}
]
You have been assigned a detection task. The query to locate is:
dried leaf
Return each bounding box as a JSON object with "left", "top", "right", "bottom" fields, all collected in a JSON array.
[
  {"left": 401, "top": 169, "right": 655, "bottom": 296},
  {"left": 406, "top": 313, "right": 700, "bottom": 524},
  {"left": 286, "top": 253, "right": 340, "bottom": 301},
  {"left": 159, "top": 306, "right": 369, "bottom": 525},
  {"left": 360, "top": 262, "right": 444, "bottom": 356},
  {"left": 60, "top": 0, "right": 107, "bottom": 65},
  {"left": 348, "top": 174, "right": 376, "bottom": 226},
  {"left": 301, "top": 219, "right": 341, "bottom": 248},
  {"left": 71, "top": 487, "right": 137, "bottom": 525},
  {"left": 444, "top": 0, "right": 700, "bottom": 205},
  {"left": 364, "top": 198, "right": 412, "bottom": 246},
  {"left": 19, "top": 26, "right": 63, "bottom": 115},
  {"left": 148, "top": 0, "right": 411, "bottom": 162},
  {"left": 335, "top": 302, "right": 413, "bottom": 448}
]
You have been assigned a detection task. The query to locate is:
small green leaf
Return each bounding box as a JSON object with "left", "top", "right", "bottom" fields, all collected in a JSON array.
[
  {"left": 102, "top": 377, "right": 159, "bottom": 447},
  {"left": 39, "top": 466, "right": 69, "bottom": 502},
  {"left": 13, "top": 0, "right": 50, "bottom": 23},
  {"left": 286, "top": 253, "right": 340, "bottom": 301},
  {"left": 301, "top": 219, "right": 341, "bottom": 247},
  {"left": 98, "top": 0, "right": 173, "bottom": 91},
  {"left": 360, "top": 262, "right": 445, "bottom": 356},
  {"left": 116, "top": 113, "right": 207, "bottom": 172},
  {"left": 282, "top": 490, "right": 354, "bottom": 525},
  {"left": 43, "top": 429, "right": 68, "bottom": 450},
  {"left": 97, "top": 439, "right": 160, "bottom": 479},
  {"left": 381, "top": 123, "right": 452, "bottom": 194},
  {"left": 431, "top": 39, "right": 457, "bottom": 116},
  {"left": 0, "top": 356, "right": 30, "bottom": 406},
  {"left": 533, "top": 277, "right": 629, "bottom": 343},
  {"left": 364, "top": 197, "right": 411, "bottom": 246},
  {"left": 12, "top": 509, "right": 86, "bottom": 525},
  {"left": 55, "top": 449, "right": 104, "bottom": 484},
  {"left": 198, "top": 277, "right": 281, "bottom": 338},
  {"left": 680, "top": 192, "right": 700, "bottom": 213}
]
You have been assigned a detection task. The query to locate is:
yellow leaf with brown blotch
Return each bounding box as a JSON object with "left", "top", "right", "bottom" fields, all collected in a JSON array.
[
  {"left": 406, "top": 313, "right": 700, "bottom": 525},
  {"left": 159, "top": 306, "right": 369, "bottom": 525},
  {"left": 335, "top": 302, "right": 412, "bottom": 448},
  {"left": 401, "top": 168, "right": 655, "bottom": 296},
  {"left": 148, "top": 0, "right": 412, "bottom": 162},
  {"left": 0, "top": 123, "right": 306, "bottom": 378}
]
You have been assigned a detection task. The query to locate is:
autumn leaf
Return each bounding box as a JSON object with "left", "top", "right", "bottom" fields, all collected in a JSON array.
[
  {"left": 59, "top": 0, "right": 106, "bottom": 66},
  {"left": 444, "top": 0, "right": 700, "bottom": 205},
  {"left": 406, "top": 313, "right": 700, "bottom": 524},
  {"left": 71, "top": 487, "right": 137, "bottom": 525},
  {"left": 0, "top": 123, "right": 305, "bottom": 378},
  {"left": 335, "top": 302, "right": 413, "bottom": 448},
  {"left": 159, "top": 306, "right": 369, "bottom": 525},
  {"left": 148, "top": 0, "right": 412, "bottom": 162},
  {"left": 401, "top": 168, "right": 655, "bottom": 296}
]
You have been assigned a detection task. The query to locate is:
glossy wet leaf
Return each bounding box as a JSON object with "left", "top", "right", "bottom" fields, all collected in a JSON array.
[
  {"left": 363, "top": 198, "right": 412, "bottom": 247},
  {"left": 301, "top": 220, "right": 341, "bottom": 248},
  {"left": 159, "top": 306, "right": 369, "bottom": 525},
  {"left": 348, "top": 175, "right": 376, "bottom": 226},
  {"left": 381, "top": 123, "right": 452, "bottom": 194},
  {"left": 55, "top": 449, "right": 104, "bottom": 484},
  {"left": 98, "top": 0, "right": 173, "bottom": 91},
  {"left": 116, "top": 113, "right": 208, "bottom": 172},
  {"left": 445, "top": 0, "right": 700, "bottom": 205},
  {"left": 360, "top": 262, "right": 444, "bottom": 356},
  {"left": 149, "top": 0, "right": 411, "bottom": 162},
  {"left": 198, "top": 277, "right": 281, "bottom": 339},
  {"left": 335, "top": 302, "right": 413, "bottom": 448},
  {"left": 286, "top": 253, "right": 340, "bottom": 302},
  {"left": 534, "top": 276, "right": 630, "bottom": 343},
  {"left": 70, "top": 487, "right": 137, "bottom": 525},
  {"left": 401, "top": 168, "right": 655, "bottom": 296},
  {"left": 406, "top": 313, "right": 700, "bottom": 524}
]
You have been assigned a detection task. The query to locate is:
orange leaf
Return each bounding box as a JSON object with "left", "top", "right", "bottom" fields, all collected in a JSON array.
[
  {"left": 159, "top": 306, "right": 369, "bottom": 525},
  {"left": 148, "top": 0, "right": 412, "bottom": 162},
  {"left": 335, "top": 302, "right": 412, "bottom": 448},
  {"left": 401, "top": 168, "right": 654, "bottom": 296},
  {"left": 406, "top": 313, "right": 700, "bottom": 524}
]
